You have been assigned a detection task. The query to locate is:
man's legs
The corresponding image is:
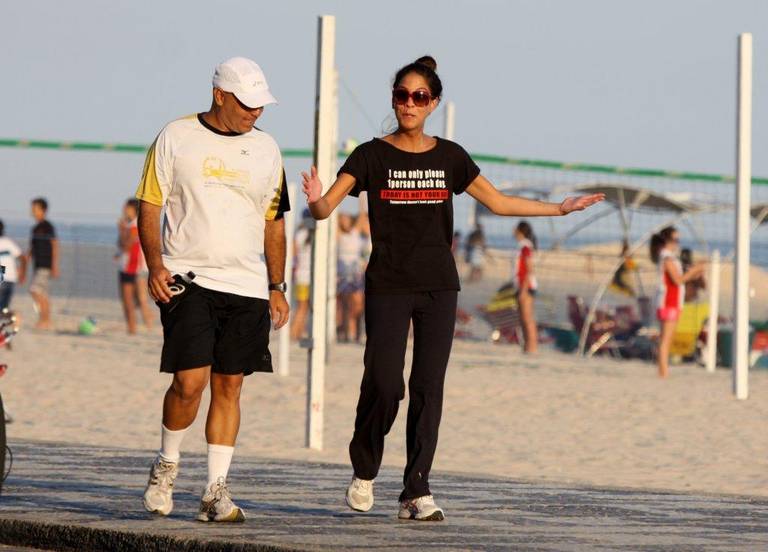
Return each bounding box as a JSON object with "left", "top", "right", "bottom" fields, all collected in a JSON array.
[
  {"left": 204, "top": 372, "right": 243, "bottom": 488},
  {"left": 144, "top": 366, "right": 209, "bottom": 515}
]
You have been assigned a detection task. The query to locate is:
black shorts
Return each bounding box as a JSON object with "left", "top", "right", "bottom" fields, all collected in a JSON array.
[
  {"left": 158, "top": 284, "right": 273, "bottom": 376},
  {"left": 119, "top": 271, "right": 137, "bottom": 284}
]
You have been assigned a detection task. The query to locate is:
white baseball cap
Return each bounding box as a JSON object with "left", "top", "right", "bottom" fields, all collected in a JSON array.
[{"left": 212, "top": 57, "right": 277, "bottom": 109}]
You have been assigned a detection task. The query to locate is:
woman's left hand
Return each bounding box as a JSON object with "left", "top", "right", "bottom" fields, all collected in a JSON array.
[{"left": 559, "top": 193, "right": 605, "bottom": 215}]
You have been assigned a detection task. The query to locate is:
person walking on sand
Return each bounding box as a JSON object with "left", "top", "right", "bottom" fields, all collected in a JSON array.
[
  {"left": 0, "top": 220, "right": 23, "bottom": 311},
  {"left": 290, "top": 210, "right": 314, "bottom": 341},
  {"left": 650, "top": 226, "right": 704, "bottom": 379},
  {"left": 19, "top": 198, "right": 58, "bottom": 330},
  {"left": 117, "top": 198, "right": 153, "bottom": 334},
  {"left": 302, "top": 55, "right": 604, "bottom": 521},
  {"left": 137, "top": 57, "right": 290, "bottom": 522},
  {"left": 514, "top": 221, "right": 538, "bottom": 353}
]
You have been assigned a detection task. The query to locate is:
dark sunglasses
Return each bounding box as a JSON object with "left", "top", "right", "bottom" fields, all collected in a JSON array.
[{"left": 392, "top": 87, "right": 432, "bottom": 107}]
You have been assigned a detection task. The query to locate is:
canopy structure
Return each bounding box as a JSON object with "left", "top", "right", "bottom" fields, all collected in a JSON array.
[
  {"left": 552, "top": 183, "right": 722, "bottom": 251},
  {"left": 751, "top": 203, "right": 768, "bottom": 227},
  {"left": 551, "top": 184, "right": 728, "bottom": 356}
]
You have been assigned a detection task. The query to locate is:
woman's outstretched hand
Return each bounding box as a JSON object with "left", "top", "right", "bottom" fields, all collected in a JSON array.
[
  {"left": 301, "top": 166, "right": 323, "bottom": 204},
  {"left": 559, "top": 193, "right": 605, "bottom": 215}
]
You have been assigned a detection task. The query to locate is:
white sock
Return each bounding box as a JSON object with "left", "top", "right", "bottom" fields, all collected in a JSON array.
[
  {"left": 159, "top": 424, "right": 189, "bottom": 463},
  {"left": 207, "top": 444, "right": 235, "bottom": 489}
]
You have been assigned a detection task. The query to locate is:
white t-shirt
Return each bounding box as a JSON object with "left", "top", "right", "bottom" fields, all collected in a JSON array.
[
  {"left": 136, "top": 114, "right": 285, "bottom": 299},
  {"left": 0, "top": 236, "right": 23, "bottom": 283}
]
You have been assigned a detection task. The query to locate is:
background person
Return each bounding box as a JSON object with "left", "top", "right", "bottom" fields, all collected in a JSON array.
[
  {"left": 303, "top": 55, "right": 603, "bottom": 522},
  {"left": 117, "top": 198, "right": 153, "bottom": 334},
  {"left": 19, "top": 198, "right": 58, "bottom": 330},
  {"left": 0, "top": 220, "right": 23, "bottom": 312},
  {"left": 680, "top": 248, "right": 706, "bottom": 303},
  {"left": 465, "top": 223, "right": 486, "bottom": 282},
  {"left": 336, "top": 213, "right": 366, "bottom": 343},
  {"left": 290, "top": 210, "right": 314, "bottom": 341},
  {"left": 650, "top": 227, "right": 705, "bottom": 378},
  {"left": 514, "top": 221, "right": 538, "bottom": 353}
]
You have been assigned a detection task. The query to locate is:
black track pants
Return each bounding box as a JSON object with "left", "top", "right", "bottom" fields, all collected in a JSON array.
[{"left": 348, "top": 290, "right": 458, "bottom": 501}]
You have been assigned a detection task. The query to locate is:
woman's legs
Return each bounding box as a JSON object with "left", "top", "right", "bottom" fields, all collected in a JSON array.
[
  {"left": 346, "top": 290, "right": 364, "bottom": 343},
  {"left": 401, "top": 290, "right": 457, "bottom": 501},
  {"left": 290, "top": 299, "right": 309, "bottom": 341},
  {"left": 135, "top": 275, "right": 154, "bottom": 330},
  {"left": 349, "top": 293, "right": 412, "bottom": 481},
  {"left": 657, "top": 319, "right": 677, "bottom": 378},
  {"left": 518, "top": 291, "right": 538, "bottom": 353},
  {"left": 120, "top": 279, "right": 137, "bottom": 334}
]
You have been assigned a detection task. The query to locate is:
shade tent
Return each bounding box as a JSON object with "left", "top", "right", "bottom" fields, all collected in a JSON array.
[
  {"left": 552, "top": 184, "right": 726, "bottom": 355},
  {"left": 553, "top": 183, "right": 724, "bottom": 251},
  {"left": 751, "top": 203, "right": 768, "bottom": 226}
]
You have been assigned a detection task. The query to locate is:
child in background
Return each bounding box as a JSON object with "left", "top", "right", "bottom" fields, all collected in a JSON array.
[{"left": 117, "top": 199, "right": 153, "bottom": 334}]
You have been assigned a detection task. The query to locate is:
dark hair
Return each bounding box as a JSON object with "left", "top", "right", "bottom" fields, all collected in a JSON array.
[
  {"left": 125, "top": 198, "right": 139, "bottom": 212},
  {"left": 0, "top": 219, "right": 4, "bottom": 236},
  {"left": 680, "top": 248, "right": 693, "bottom": 270},
  {"left": 516, "top": 221, "right": 537, "bottom": 250},
  {"left": 650, "top": 225, "right": 677, "bottom": 264},
  {"left": 393, "top": 55, "right": 443, "bottom": 99},
  {"left": 31, "top": 197, "right": 48, "bottom": 212}
]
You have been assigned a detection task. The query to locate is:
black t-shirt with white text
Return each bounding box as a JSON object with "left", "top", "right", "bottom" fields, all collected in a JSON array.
[
  {"left": 30, "top": 220, "right": 56, "bottom": 270},
  {"left": 339, "top": 137, "right": 480, "bottom": 293}
]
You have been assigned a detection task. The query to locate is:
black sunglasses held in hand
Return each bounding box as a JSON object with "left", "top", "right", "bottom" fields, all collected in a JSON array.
[{"left": 392, "top": 88, "right": 432, "bottom": 107}]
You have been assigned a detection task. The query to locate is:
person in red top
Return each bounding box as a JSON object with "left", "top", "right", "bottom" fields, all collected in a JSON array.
[
  {"left": 117, "top": 198, "right": 153, "bottom": 334},
  {"left": 650, "top": 226, "right": 705, "bottom": 378},
  {"left": 514, "top": 221, "right": 538, "bottom": 353}
]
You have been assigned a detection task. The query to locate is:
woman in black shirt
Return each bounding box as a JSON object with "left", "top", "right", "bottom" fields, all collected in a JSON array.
[{"left": 303, "top": 56, "right": 603, "bottom": 521}]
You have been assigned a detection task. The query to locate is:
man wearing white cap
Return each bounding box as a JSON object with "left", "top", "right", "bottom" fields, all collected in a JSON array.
[{"left": 137, "top": 57, "right": 290, "bottom": 522}]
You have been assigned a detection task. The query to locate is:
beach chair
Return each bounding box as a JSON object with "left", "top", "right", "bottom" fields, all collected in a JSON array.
[
  {"left": 670, "top": 302, "right": 710, "bottom": 360},
  {"left": 477, "top": 284, "right": 522, "bottom": 343}
]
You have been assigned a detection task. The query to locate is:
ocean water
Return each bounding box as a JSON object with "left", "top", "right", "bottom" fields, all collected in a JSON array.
[{"left": 5, "top": 220, "right": 768, "bottom": 269}]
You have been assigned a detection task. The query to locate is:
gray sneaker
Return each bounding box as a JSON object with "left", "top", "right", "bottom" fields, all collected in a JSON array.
[
  {"left": 345, "top": 477, "right": 374, "bottom": 512},
  {"left": 197, "top": 477, "right": 245, "bottom": 522},
  {"left": 143, "top": 456, "right": 179, "bottom": 516},
  {"left": 398, "top": 495, "right": 445, "bottom": 521}
]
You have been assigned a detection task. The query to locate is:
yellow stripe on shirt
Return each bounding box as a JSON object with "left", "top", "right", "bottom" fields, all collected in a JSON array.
[
  {"left": 135, "top": 140, "right": 163, "bottom": 206},
  {"left": 264, "top": 166, "right": 285, "bottom": 221}
]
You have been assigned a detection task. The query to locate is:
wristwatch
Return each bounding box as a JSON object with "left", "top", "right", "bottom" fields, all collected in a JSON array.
[{"left": 269, "top": 282, "right": 287, "bottom": 293}]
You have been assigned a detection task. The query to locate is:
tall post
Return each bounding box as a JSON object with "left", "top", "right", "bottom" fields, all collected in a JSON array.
[
  {"left": 444, "top": 101, "right": 456, "bottom": 141},
  {"left": 733, "top": 32, "right": 752, "bottom": 400},
  {"left": 307, "top": 15, "right": 336, "bottom": 449},
  {"left": 705, "top": 250, "right": 720, "bottom": 373},
  {"left": 277, "top": 184, "right": 297, "bottom": 377},
  {"left": 326, "top": 69, "right": 340, "bottom": 351}
]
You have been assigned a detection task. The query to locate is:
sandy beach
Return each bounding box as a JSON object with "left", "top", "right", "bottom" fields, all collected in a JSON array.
[{"left": 2, "top": 291, "right": 767, "bottom": 499}]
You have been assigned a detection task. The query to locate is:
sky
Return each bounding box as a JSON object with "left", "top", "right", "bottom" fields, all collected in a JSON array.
[{"left": 1, "top": 0, "right": 767, "bottom": 223}]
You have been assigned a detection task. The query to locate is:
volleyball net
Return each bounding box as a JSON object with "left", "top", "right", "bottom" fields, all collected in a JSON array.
[{"left": 2, "top": 139, "right": 768, "bottom": 335}]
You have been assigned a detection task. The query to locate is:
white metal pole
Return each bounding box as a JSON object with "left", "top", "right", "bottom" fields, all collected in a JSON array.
[
  {"left": 326, "top": 69, "right": 340, "bottom": 350},
  {"left": 307, "top": 14, "right": 336, "bottom": 449},
  {"left": 444, "top": 101, "right": 456, "bottom": 141},
  {"left": 705, "top": 249, "right": 720, "bottom": 373},
  {"left": 733, "top": 32, "right": 752, "bottom": 400},
  {"left": 277, "top": 184, "right": 297, "bottom": 377}
]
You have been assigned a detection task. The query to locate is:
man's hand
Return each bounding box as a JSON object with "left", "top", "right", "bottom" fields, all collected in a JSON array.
[
  {"left": 51, "top": 266, "right": 60, "bottom": 279},
  {"left": 148, "top": 265, "right": 174, "bottom": 303},
  {"left": 269, "top": 290, "right": 290, "bottom": 330}
]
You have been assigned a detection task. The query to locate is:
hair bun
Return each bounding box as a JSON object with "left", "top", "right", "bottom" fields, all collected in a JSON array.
[{"left": 414, "top": 55, "right": 437, "bottom": 72}]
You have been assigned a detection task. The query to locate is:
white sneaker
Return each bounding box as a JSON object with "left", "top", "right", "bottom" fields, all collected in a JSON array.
[
  {"left": 196, "top": 477, "right": 245, "bottom": 522},
  {"left": 345, "top": 477, "right": 374, "bottom": 512},
  {"left": 143, "top": 456, "right": 179, "bottom": 515},
  {"left": 398, "top": 495, "right": 445, "bottom": 521}
]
